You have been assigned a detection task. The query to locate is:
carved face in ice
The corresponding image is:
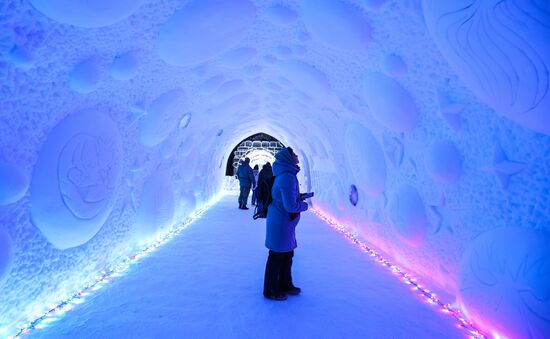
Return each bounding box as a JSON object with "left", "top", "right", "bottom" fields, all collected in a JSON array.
[{"left": 58, "top": 133, "right": 118, "bottom": 220}]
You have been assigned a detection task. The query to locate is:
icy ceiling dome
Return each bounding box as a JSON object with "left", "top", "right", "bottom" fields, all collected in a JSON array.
[
  {"left": 29, "top": 0, "right": 145, "bottom": 27},
  {"left": 157, "top": 0, "right": 256, "bottom": 66}
]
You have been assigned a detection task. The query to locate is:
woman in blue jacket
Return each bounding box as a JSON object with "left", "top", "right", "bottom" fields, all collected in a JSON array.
[{"left": 263, "top": 147, "right": 308, "bottom": 301}]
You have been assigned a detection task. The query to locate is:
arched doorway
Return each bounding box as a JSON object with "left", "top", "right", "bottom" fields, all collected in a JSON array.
[{"left": 224, "top": 133, "right": 285, "bottom": 191}]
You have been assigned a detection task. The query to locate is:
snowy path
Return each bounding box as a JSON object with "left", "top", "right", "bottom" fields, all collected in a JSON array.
[{"left": 32, "top": 195, "right": 463, "bottom": 338}]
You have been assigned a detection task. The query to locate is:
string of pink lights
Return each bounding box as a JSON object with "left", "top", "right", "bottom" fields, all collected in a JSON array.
[
  {"left": 11, "top": 197, "right": 486, "bottom": 338},
  {"left": 309, "top": 208, "right": 487, "bottom": 339},
  {"left": 10, "top": 198, "right": 220, "bottom": 339}
]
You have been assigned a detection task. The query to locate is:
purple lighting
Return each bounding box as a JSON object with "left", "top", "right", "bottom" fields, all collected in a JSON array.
[{"left": 310, "top": 208, "right": 487, "bottom": 339}]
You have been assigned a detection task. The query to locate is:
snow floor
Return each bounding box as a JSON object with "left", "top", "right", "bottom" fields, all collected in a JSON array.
[{"left": 32, "top": 194, "right": 464, "bottom": 338}]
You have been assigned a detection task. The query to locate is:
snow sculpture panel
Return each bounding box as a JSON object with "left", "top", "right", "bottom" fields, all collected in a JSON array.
[
  {"left": 459, "top": 227, "right": 550, "bottom": 338},
  {"left": 361, "top": 72, "right": 418, "bottom": 132},
  {"left": 157, "top": 0, "right": 256, "bottom": 66},
  {"left": 139, "top": 89, "right": 186, "bottom": 147},
  {"left": 30, "top": 0, "right": 145, "bottom": 28},
  {"left": 30, "top": 110, "right": 123, "bottom": 249},
  {"left": 301, "top": 0, "right": 372, "bottom": 51},
  {"left": 133, "top": 171, "right": 175, "bottom": 244},
  {"left": 344, "top": 122, "right": 386, "bottom": 197},
  {"left": 423, "top": 0, "right": 550, "bottom": 135},
  {"left": 0, "top": 163, "right": 28, "bottom": 205},
  {"left": 388, "top": 185, "right": 428, "bottom": 248}
]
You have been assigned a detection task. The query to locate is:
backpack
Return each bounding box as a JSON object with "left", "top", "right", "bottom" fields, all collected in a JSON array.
[{"left": 253, "top": 176, "right": 275, "bottom": 219}]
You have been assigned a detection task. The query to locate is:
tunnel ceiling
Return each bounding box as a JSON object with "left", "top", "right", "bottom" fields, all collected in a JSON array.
[{"left": 1, "top": 0, "right": 549, "bottom": 338}]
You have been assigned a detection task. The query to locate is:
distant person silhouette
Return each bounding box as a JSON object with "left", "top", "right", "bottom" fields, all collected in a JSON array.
[
  {"left": 251, "top": 164, "right": 260, "bottom": 206},
  {"left": 236, "top": 157, "right": 255, "bottom": 210},
  {"left": 263, "top": 147, "right": 308, "bottom": 301}
]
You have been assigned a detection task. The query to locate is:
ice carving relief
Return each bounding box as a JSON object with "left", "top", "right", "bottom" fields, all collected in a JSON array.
[
  {"left": 423, "top": 0, "right": 550, "bottom": 134},
  {"left": 344, "top": 122, "right": 386, "bottom": 197},
  {"left": 459, "top": 227, "right": 550, "bottom": 338},
  {"left": 30, "top": 110, "right": 123, "bottom": 249}
]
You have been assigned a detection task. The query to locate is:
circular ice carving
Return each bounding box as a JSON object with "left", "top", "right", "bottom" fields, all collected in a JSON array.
[
  {"left": 30, "top": 109, "right": 122, "bottom": 249},
  {"left": 30, "top": 0, "right": 144, "bottom": 27},
  {"left": 110, "top": 50, "right": 139, "bottom": 81},
  {"left": 179, "top": 112, "right": 192, "bottom": 130},
  {"left": 265, "top": 4, "right": 298, "bottom": 25},
  {"left": 157, "top": 0, "right": 256, "bottom": 66},
  {"left": 139, "top": 89, "right": 186, "bottom": 147},
  {"left": 69, "top": 58, "right": 101, "bottom": 94},
  {"left": 361, "top": 72, "right": 418, "bottom": 132},
  {"left": 423, "top": 1, "right": 550, "bottom": 135},
  {"left": 349, "top": 184, "right": 359, "bottom": 206},
  {"left": 218, "top": 47, "right": 257, "bottom": 68},
  {"left": 0, "top": 230, "right": 13, "bottom": 280},
  {"left": 459, "top": 227, "right": 550, "bottom": 338},
  {"left": 301, "top": 0, "right": 372, "bottom": 51},
  {"left": 278, "top": 59, "right": 331, "bottom": 98},
  {"left": 344, "top": 122, "right": 386, "bottom": 197},
  {"left": 0, "top": 163, "right": 28, "bottom": 205},
  {"left": 134, "top": 172, "right": 175, "bottom": 243},
  {"left": 388, "top": 185, "right": 428, "bottom": 248},
  {"left": 424, "top": 140, "right": 462, "bottom": 184},
  {"left": 381, "top": 54, "right": 407, "bottom": 77}
]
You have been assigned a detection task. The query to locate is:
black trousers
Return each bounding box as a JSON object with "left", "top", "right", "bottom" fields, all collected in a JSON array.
[
  {"left": 238, "top": 184, "right": 251, "bottom": 206},
  {"left": 263, "top": 250, "right": 294, "bottom": 296}
]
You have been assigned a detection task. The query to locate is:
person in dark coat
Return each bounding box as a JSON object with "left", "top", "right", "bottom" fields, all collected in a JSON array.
[
  {"left": 251, "top": 164, "right": 260, "bottom": 206},
  {"left": 257, "top": 162, "right": 273, "bottom": 187},
  {"left": 236, "top": 157, "right": 255, "bottom": 210},
  {"left": 263, "top": 147, "right": 308, "bottom": 300}
]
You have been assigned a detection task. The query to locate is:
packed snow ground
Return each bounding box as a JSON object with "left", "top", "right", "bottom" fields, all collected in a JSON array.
[{"left": 32, "top": 195, "right": 463, "bottom": 338}]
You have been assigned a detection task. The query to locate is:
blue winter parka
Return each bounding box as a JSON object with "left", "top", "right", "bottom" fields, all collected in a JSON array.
[
  {"left": 265, "top": 148, "right": 308, "bottom": 252},
  {"left": 237, "top": 162, "right": 255, "bottom": 187}
]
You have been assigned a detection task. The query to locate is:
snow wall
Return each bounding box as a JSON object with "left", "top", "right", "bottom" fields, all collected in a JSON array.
[{"left": 1, "top": 0, "right": 549, "bottom": 337}]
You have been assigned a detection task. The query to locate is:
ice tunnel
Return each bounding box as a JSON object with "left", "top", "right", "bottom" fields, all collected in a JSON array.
[{"left": 0, "top": 0, "right": 549, "bottom": 338}]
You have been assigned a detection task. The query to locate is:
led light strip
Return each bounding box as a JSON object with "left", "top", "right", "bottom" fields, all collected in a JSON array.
[
  {"left": 310, "top": 209, "right": 487, "bottom": 339},
  {"left": 10, "top": 194, "right": 224, "bottom": 339}
]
